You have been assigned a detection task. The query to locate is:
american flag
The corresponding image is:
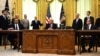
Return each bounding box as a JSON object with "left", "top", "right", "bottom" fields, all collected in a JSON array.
[{"left": 46, "top": 3, "right": 51, "bottom": 24}]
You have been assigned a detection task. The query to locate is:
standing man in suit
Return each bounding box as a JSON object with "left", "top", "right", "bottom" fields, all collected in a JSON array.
[
  {"left": 31, "top": 16, "right": 43, "bottom": 29},
  {"left": 72, "top": 13, "right": 83, "bottom": 30},
  {"left": 21, "top": 14, "right": 29, "bottom": 29},
  {"left": 8, "top": 19, "right": 24, "bottom": 49},
  {"left": 0, "top": 10, "right": 10, "bottom": 45},
  {"left": 95, "top": 15, "right": 100, "bottom": 46},
  {"left": 81, "top": 19, "right": 96, "bottom": 53},
  {"left": 45, "top": 19, "right": 57, "bottom": 30},
  {"left": 95, "top": 15, "right": 100, "bottom": 29},
  {"left": 84, "top": 11, "right": 94, "bottom": 26},
  {"left": 0, "top": 10, "right": 10, "bottom": 30},
  {"left": 72, "top": 13, "right": 83, "bottom": 45}
]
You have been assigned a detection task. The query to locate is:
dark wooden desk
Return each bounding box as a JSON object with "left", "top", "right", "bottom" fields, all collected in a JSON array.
[
  {"left": 22, "top": 30, "right": 75, "bottom": 55},
  {"left": 0, "top": 30, "right": 22, "bottom": 51},
  {"left": 76, "top": 30, "right": 100, "bottom": 54}
]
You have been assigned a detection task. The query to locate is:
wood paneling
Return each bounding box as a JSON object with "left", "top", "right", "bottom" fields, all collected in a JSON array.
[{"left": 22, "top": 30, "right": 75, "bottom": 55}]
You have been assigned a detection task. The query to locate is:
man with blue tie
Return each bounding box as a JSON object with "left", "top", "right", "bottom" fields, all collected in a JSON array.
[
  {"left": 72, "top": 13, "right": 83, "bottom": 30},
  {"left": 72, "top": 13, "right": 83, "bottom": 45}
]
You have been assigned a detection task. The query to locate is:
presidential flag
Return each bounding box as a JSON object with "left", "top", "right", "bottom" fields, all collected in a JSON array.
[{"left": 59, "top": 4, "right": 66, "bottom": 29}]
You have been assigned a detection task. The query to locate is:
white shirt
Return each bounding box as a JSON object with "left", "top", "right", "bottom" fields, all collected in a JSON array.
[
  {"left": 3, "top": 15, "right": 6, "bottom": 19},
  {"left": 76, "top": 18, "right": 79, "bottom": 23},
  {"left": 87, "top": 16, "right": 90, "bottom": 19},
  {"left": 50, "top": 24, "right": 53, "bottom": 28},
  {"left": 15, "top": 24, "right": 19, "bottom": 30},
  {"left": 88, "top": 24, "right": 92, "bottom": 30}
]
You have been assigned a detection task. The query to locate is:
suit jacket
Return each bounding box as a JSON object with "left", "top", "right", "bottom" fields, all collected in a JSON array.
[
  {"left": 31, "top": 20, "right": 43, "bottom": 29},
  {"left": 9, "top": 23, "right": 24, "bottom": 30},
  {"left": 0, "top": 15, "right": 10, "bottom": 30},
  {"left": 84, "top": 16, "right": 94, "bottom": 26},
  {"left": 72, "top": 18, "right": 83, "bottom": 30},
  {"left": 84, "top": 24, "right": 96, "bottom": 30},
  {"left": 95, "top": 18, "right": 100, "bottom": 28},
  {"left": 21, "top": 19, "right": 29, "bottom": 29},
  {"left": 45, "top": 23, "right": 57, "bottom": 29}
]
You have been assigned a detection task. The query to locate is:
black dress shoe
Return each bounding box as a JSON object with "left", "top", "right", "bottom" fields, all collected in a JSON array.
[{"left": 13, "top": 46, "right": 17, "bottom": 50}]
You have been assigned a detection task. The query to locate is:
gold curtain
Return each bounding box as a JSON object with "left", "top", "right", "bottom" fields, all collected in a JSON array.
[
  {"left": 12, "top": 0, "right": 23, "bottom": 19},
  {"left": 37, "top": 0, "right": 76, "bottom": 28},
  {"left": 63, "top": 0, "right": 76, "bottom": 26},
  {"left": 91, "top": 0, "right": 99, "bottom": 22},
  {"left": 37, "top": 0, "right": 48, "bottom": 29}
]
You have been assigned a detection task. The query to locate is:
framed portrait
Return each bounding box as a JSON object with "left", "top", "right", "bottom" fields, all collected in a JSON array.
[
  {"left": 46, "top": 0, "right": 53, "bottom": 3},
  {"left": 58, "top": 0, "right": 65, "bottom": 2},
  {"left": 33, "top": 0, "right": 39, "bottom": 2}
]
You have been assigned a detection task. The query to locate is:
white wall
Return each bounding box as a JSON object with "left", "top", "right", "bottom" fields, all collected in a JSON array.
[
  {"left": 23, "top": 0, "right": 36, "bottom": 29},
  {"left": 0, "top": 0, "right": 12, "bottom": 15},
  {"left": 77, "top": 0, "right": 91, "bottom": 21},
  {"left": 50, "top": 0, "right": 62, "bottom": 27}
]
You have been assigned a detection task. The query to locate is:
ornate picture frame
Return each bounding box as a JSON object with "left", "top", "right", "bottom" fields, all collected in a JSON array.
[
  {"left": 58, "top": 0, "right": 65, "bottom": 2},
  {"left": 33, "top": 0, "right": 39, "bottom": 2},
  {"left": 46, "top": 0, "right": 53, "bottom": 3}
]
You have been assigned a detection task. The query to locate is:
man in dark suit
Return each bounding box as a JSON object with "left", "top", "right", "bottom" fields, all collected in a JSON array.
[
  {"left": 8, "top": 19, "right": 24, "bottom": 49},
  {"left": 84, "top": 11, "right": 94, "bottom": 26},
  {"left": 95, "top": 15, "right": 100, "bottom": 46},
  {"left": 31, "top": 16, "right": 43, "bottom": 29},
  {"left": 72, "top": 13, "right": 83, "bottom": 45},
  {"left": 72, "top": 13, "right": 83, "bottom": 30},
  {"left": 45, "top": 19, "right": 57, "bottom": 30},
  {"left": 95, "top": 15, "right": 100, "bottom": 29},
  {"left": 81, "top": 19, "right": 96, "bottom": 53},
  {"left": 0, "top": 10, "right": 10, "bottom": 45},
  {"left": 0, "top": 10, "right": 10, "bottom": 30}
]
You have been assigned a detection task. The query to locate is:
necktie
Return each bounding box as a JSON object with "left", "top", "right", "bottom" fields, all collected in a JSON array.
[
  {"left": 15, "top": 24, "right": 17, "bottom": 30},
  {"left": 87, "top": 25, "right": 89, "bottom": 30}
]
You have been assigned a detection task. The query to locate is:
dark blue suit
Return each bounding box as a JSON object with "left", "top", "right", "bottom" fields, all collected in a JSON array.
[
  {"left": 81, "top": 24, "right": 97, "bottom": 51},
  {"left": 45, "top": 23, "right": 57, "bottom": 29},
  {"left": 84, "top": 16, "right": 94, "bottom": 26},
  {"left": 31, "top": 20, "right": 43, "bottom": 29}
]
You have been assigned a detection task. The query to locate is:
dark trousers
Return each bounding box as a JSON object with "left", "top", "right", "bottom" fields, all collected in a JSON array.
[
  {"left": 81, "top": 36, "right": 96, "bottom": 50},
  {"left": 0, "top": 35, "right": 2, "bottom": 45},
  {"left": 75, "top": 33, "right": 78, "bottom": 45},
  {"left": 8, "top": 33, "right": 22, "bottom": 48}
]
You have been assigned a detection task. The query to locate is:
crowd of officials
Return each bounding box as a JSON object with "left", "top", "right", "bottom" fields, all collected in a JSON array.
[{"left": 0, "top": 10, "right": 100, "bottom": 53}]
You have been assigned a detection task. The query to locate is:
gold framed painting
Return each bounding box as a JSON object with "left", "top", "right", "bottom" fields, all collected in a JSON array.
[
  {"left": 33, "top": 0, "right": 39, "bottom": 2},
  {"left": 46, "top": 0, "right": 53, "bottom": 3},
  {"left": 58, "top": 0, "right": 65, "bottom": 2}
]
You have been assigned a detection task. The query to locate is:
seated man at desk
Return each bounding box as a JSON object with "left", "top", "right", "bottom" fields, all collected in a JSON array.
[
  {"left": 45, "top": 19, "right": 57, "bottom": 30},
  {"left": 8, "top": 19, "right": 24, "bottom": 49},
  {"left": 81, "top": 19, "right": 96, "bottom": 53}
]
